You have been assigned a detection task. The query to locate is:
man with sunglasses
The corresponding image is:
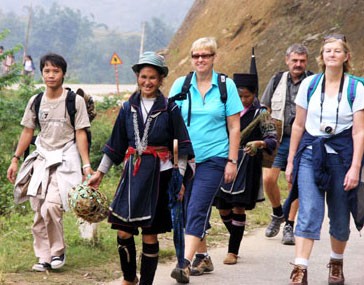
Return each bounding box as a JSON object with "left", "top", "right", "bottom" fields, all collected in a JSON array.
[{"left": 260, "top": 43, "right": 312, "bottom": 246}]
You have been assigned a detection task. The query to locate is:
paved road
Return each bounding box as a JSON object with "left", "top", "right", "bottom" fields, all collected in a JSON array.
[{"left": 105, "top": 217, "right": 363, "bottom": 285}]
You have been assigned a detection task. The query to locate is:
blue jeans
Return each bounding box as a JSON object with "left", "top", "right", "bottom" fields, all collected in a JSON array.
[
  {"left": 185, "top": 157, "right": 225, "bottom": 238},
  {"left": 295, "top": 148, "right": 351, "bottom": 241}
]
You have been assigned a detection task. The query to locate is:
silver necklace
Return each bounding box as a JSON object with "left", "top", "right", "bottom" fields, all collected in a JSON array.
[{"left": 133, "top": 109, "right": 153, "bottom": 155}]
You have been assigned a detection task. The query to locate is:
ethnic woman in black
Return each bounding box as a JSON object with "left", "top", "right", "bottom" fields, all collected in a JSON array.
[
  {"left": 89, "top": 52, "right": 194, "bottom": 285},
  {"left": 215, "top": 73, "right": 277, "bottom": 265}
]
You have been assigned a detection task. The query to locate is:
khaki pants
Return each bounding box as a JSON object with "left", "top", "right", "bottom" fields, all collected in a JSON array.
[{"left": 30, "top": 168, "right": 65, "bottom": 263}]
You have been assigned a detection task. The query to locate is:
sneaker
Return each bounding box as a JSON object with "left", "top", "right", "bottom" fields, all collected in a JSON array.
[
  {"left": 223, "top": 253, "right": 238, "bottom": 265},
  {"left": 327, "top": 259, "right": 345, "bottom": 285},
  {"left": 265, "top": 214, "right": 285, "bottom": 237},
  {"left": 190, "top": 255, "right": 214, "bottom": 276},
  {"left": 32, "top": 262, "right": 51, "bottom": 272},
  {"left": 282, "top": 224, "right": 295, "bottom": 245},
  {"left": 289, "top": 264, "right": 308, "bottom": 285},
  {"left": 51, "top": 254, "right": 66, "bottom": 269},
  {"left": 170, "top": 265, "right": 190, "bottom": 284}
]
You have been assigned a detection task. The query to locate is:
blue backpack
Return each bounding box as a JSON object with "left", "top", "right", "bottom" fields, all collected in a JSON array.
[{"left": 307, "top": 73, "right": 364, "bottom": 109}]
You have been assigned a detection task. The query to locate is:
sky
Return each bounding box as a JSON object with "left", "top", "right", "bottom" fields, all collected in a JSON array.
[{"left": 1, "top": 0, "right": 194, "bottom": 32}]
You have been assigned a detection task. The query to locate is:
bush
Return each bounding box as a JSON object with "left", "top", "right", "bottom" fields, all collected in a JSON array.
[
  {"left": 96, "top": 95, "right": 122, "bottom": 111},
  {"left": 89, "top": 113, "right": 117, "bottom": 170},
  {"left": 0, "top": 84, "right": 44, "bottom": 215},
  {"left": 0, "top": 92, "right": 27, "bottom": 215}
]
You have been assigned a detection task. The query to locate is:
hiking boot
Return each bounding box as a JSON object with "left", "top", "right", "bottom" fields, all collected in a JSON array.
[
  {"left": 223, "top": 253, "right": 238, "bottom": 265},
  {"left": 50, "top": 253, "right": 66, "bottom": 269},
  {"left": 190, "top": 255, "right": 214, "bottom": 276},
  {"left": 327, "top": 259, "right": 345, "bottom": 285},
  {"left": 265, "top": 214, "right": 285, "bottom": 237},
  {"left": 121, "top": 277, "right": 139, "bottom": 285},
  {"left": 170, "top": 265, "right": 190, "bottom": 284},
  {"left": 289, "top": 264, "right": 308, "bottom": 285},
  {"left": 282, "top": 224, "right": 295, "bottom": 245},
  {"left": 32, "top": 262, "right": 51, "bottom": 272}
]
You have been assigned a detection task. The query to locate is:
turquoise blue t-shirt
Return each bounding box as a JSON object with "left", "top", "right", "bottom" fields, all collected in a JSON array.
[{"left": 169, "top": 71, "right": 243, "bottom": 163}]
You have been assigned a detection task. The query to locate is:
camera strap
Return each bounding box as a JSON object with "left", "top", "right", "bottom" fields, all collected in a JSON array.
[{"left": 320, "top": 73, "right": 345, "bottom": 133}]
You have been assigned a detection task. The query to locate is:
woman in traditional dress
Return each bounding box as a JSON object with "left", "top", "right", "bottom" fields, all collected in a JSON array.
[
  {"left": 88, "top": 51, "right": 194, "bottom": 285},
  {"left": 215, "top": 72, "right": 277, "bottom": 265}
]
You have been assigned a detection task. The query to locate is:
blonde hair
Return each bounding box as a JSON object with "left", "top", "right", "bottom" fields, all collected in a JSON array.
[
  {"left": 190, "top": 37, "right": 217, "bottom": 54},
  {"left": 316, "top": 38, "right": 351, "bottom": 73}
]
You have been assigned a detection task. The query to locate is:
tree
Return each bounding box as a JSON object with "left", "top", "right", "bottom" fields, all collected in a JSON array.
[
  {"left": 144, "top": 17, "right": 174, "bottom": 52},
  {"left": 0, "top": 29, "right": 23, "bottom": 89},
  {"left": 0, "top": 6, "right": 177, "bottom": 84}
]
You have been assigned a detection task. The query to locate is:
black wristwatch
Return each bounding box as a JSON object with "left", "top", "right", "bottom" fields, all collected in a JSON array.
[{"left": 227, "top": 158, "right": 237, "bottom": 165}]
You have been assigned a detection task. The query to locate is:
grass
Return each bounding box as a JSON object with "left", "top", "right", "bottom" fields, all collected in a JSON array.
[{"left": 0, "top": 172, "right": 290, "bottom": 284}]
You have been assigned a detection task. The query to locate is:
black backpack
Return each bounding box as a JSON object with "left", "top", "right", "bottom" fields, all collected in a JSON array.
[
  {"left": 169, "top": 71, "right": 227, "bottom": 126},
  {"left": 30, "top": 88, "right": 94, "bottom": 152}
]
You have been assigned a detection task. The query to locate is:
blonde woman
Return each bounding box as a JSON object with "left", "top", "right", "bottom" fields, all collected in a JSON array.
[
  {"left": 285, "top": 35, "right": 364, "bottom": 284},
  {"left": 169, "top": 37, "right": 242, "bottom": 283}
]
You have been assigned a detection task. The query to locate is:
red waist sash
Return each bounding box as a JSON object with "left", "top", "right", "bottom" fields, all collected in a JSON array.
[{"left": 125, "top": 146, "right": 170, "bottom": 176}]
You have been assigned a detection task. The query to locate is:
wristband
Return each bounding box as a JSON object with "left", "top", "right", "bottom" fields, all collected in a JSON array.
[
  {"left": 227, "top": 158, "right": 237, "bottom": 165},
  {"left": 13, "top": 154, "right": 21, "bottom": 160},
  {"left": 82, "top": 164, "right": 91, "bottom": 169}
]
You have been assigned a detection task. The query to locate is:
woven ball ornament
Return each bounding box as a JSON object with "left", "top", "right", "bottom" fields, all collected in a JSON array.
[{"left": 68, "top": 183, "right": 109, "bottom": 223}]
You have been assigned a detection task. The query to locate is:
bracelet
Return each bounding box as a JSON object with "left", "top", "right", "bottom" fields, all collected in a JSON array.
[
  {"left": 13, "top": 154, "right": 21, "bottom": 160},
  {"left": 227, "top": 158, "right": 237, "bottom": 165},
  {"left": 82, "top": 164, "right": 91, "bottom": 169}
]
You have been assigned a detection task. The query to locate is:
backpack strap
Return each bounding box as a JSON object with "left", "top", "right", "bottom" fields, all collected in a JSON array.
[
  {"left": 65, "top": 89, "right": 77, "bottom": 128},
  {"left": 170, "top": 71, "right": 228, "bottom": 127},
  {"left": 183, "top": 72, "right": 228, "bottom": 126},
  {"left": 347, "top": 76, "right": 357, "bottom": 109},
  {"left": 31, "top": 92, "right": 44, "bottom": 129},
  {"left": 183, "top": 72, "right": 193, "bottom": 126},
  {"left": 32, "top": 89, "right": 78, "bottom": 129},
  {"left": 182, "top": 72, "right": 194, "bottom": 94},
  {"left": 307, "top": 73, "right": 362, "bottom": 110},
  {"left": 307, "top": 73, "right": 323, "bottom": 104},
  {"left": 346, "top": 75, "right": 364, "bottom": 109},
  {"left": 272, "top": 72, "right": 284, "bottom": 92},
  {"left": 27, "top": 92, "right": 44, "bottom": 149},
  {"left": 274, "top": 70, "right": 313, "bottom": 93},
  {"left": 218, "top": 73, "right": 228, "bottom": 103},
  {"left": 27, "top": 90, "right": 79, "bottom": 149},
  {"left": 217, "top": 73, "right": 229, "bottom": 136},
  {"left": 168, "top": 71, "right": 194, "bottom": 126}
]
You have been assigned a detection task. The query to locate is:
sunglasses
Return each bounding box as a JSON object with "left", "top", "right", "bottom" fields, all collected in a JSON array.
[
  {"left": 191, "top": 53, "right": 215, "bottom": 60},
  {"left": 324, "top": 34, "right": 346, "bottom": 42}
]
